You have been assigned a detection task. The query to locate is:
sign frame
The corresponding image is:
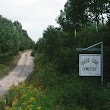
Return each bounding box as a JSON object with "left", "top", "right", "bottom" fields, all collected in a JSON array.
[{"left": 76, "top": 41, "right": 103, "bottom": 86}]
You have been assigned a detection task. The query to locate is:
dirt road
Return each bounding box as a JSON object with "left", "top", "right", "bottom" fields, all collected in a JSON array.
[{"left": 0, "top": 51, "right": 34, "bottom": 96}]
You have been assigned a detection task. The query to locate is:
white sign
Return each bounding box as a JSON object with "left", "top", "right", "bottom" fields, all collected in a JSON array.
[{"left": 79, "top": 54, "right": 101, "bottom": 76}]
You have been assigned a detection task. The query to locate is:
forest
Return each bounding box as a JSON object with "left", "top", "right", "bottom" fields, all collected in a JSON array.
[
  {"left": 35, "top": 0, "right": 110, "bottom": 77},
  {"left": 0, "top": 15, "right": 35, "bottom": 64},
  {"left": 33, "top": 0, "right": 110, "bottom": 109},
  {"left": 0, "top": 0, "right": 110, "bottom": 109}
]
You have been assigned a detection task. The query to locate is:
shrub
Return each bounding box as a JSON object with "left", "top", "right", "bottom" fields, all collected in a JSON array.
[{"left": 31, "top": 50, "right": 35, "bottom": 57}]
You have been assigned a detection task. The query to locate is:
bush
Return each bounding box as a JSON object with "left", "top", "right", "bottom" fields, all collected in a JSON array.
[{"left": 31, "top": 50, "right": 35, "bottom": 57}]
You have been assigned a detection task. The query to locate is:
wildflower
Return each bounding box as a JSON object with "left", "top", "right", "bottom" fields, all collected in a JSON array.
[
  {"left": 22, "top": 101, "right": 27, "bottom": 105},
  {"left": 6, "top": 107, "right": 14, "bottom": 110},
  {"left": 29, "top": 97, "right": 35, "bottom": 102},
  {"left": 12, "top": 101, "right": 16, "bottom": 106},
  {"left": 19, "top": 108, "right": 23, "bottom": 110},
  {"left": 38, "top": 86, "right": 43, "bottom": 89},
  {"left": 12, "top": 98, "right": 18, "bottom": 106},
  {"left": 21, "top": 82, "right": 25, "bottom": 87},
  {"left": 28, "top": 85, "right": 33, "bottom": 89},
  {"left": 21, "top": 94, "right": 26, "bottom": 98},
  {"left": 37, "top": 106, "right": 41, "bottom": 110},
  {"left": 27, "top": 105, "right": 34, "bottom": 109}
]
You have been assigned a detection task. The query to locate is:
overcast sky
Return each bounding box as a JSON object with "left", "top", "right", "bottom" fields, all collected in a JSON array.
[{"left": 0, "top": 0, "right": 67, "bottom": 42}]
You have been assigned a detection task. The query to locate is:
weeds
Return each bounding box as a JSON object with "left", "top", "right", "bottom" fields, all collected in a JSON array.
[{"left": 0, "top": 53, "right": 110, "bottom": 110}]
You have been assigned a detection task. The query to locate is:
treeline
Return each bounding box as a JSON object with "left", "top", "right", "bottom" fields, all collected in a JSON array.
[
  {"left": 0, "top": 15, "right": 35, "bottom": 63},
  {"left": 1, "top": 0, "right": 110, "bottom": 109},
  {"left": 35, "top": 0, "right": 110, "bottom": 76}
]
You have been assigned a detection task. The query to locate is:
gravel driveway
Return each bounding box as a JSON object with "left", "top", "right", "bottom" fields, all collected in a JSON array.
[{"left": 0, "top": 51, "right": 34, "bottom": 96}]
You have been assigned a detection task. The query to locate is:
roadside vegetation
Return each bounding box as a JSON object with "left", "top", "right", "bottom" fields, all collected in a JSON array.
[
  {"left": 0, "top": 15, "right": 35, "bottom": 78},
  {"left": 1, "top": 53, "right": 110, "bottom": 110},
  {"left": 0, "top": 0, "right": 110, "bottom": 109},
  {"left": 0, "top": 53, "right": 20, "bottom": 79}
]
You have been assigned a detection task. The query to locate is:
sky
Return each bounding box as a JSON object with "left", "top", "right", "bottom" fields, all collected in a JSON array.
[{"left": 0, "top": 0, "right": 67, "bottom": 42}]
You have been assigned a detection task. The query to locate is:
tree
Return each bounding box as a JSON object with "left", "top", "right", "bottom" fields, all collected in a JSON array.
[
  {"left": 0, "top": 16, "right": 34, "bottom": 63},
  {"left": 57, "top": 0, "right": 90, "bottom": 37}
]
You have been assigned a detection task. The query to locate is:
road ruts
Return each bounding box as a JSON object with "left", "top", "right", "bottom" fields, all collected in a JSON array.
[{"left": 0, "top": 51, "right": 34, "bottom": 96}]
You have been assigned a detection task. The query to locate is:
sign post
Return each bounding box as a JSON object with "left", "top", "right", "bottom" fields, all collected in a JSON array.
[
  {"left": 76, "top": 42, "right": 103, "bottom": 86},
  {"left": 101, "top": 42, "right": 103, "bottom": 86}
]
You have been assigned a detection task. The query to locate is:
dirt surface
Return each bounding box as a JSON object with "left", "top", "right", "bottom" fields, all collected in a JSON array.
[{"left": 0, "top": 51, "right": 34, "bottom": 96}]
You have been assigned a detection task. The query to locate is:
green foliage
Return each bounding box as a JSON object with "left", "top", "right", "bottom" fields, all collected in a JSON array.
[
  {"left": 29, "top": 54, "right": 110, "bottom": 110},
  {"left": 35, "top": 23, "right": 110, "bottom": 75},
  {"left": 33, "top": 1, "right": 110, "bottom": 108},
  {"left": 0, "top": 15, "right": 35, "bottom": 64},
  {"left": 27, "top": 54, "right": 110, "bottom": 110},
  {"left": 57, "top": 0, "right": 109, "bottom": 32},
  {"left": 0, "top": 0, "right": 110, "bottom": 109},
  {"left": 1, "top": 53, "right": 110, "bottom": 110},
  {"left": 0, "top": 64, "right": 5, "bottom": 71},
  {"left": 31, "top": 50, "right": 35, "bottom": 57},
  {"left": 2, "top": 83, "right": 42, "bottom": 110},
  {"left": 0, "top": 64, "right": 9, "bottom": 78},
  {"left": 0, "top": 99, "right": 6, "bottom": 110}
]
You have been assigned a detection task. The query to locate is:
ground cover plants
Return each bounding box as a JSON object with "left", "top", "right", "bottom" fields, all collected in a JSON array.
[
  {"left": 0, "top": 0, "right": 110, "bottom": 109},
  {"left": 0, "top": 53, "right": 110, "bottom": 110}
]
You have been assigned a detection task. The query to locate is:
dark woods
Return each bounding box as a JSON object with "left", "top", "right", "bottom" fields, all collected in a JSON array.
[{"left": 35, "top": 0, "right": 110, "bottom": 80}]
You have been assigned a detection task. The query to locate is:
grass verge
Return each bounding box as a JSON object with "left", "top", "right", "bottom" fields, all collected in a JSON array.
[
  {"left": 0, "top": 53, "right": 21, "bottom": 79},
  {"left": 0, "top": 50, "right": 29, "bottom": 79}
]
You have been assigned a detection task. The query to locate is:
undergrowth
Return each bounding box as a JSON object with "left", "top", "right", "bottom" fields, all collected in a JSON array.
[
  {"left": 0, "top": 53, "right": 21, "bottom": 79},
  {"left": 0, "top": 53, "right": 110, "bottom": 110}
]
